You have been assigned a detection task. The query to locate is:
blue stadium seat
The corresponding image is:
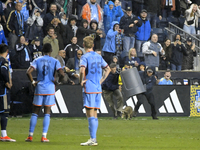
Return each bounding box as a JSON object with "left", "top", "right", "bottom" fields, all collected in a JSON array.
[
  {"left": 167, "top": 16, "right": 180, "bottom": 27},
  {"left": 178, "top": 17, "right": 185, "bottom": 29}
]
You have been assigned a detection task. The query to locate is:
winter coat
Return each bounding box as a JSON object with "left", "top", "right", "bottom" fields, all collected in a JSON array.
[
  {"left": 181, "top": 43, "right": 197, "bottom": 70},
  {"left": 102, "top": 72, "right": 119, "bottom": 91},
  {"left": 119, "top": 13, "right": 142, "bottom": 37},
  {"left": 0, "top": 25, "right": 7, "bottom": 45},
  {"left": 184, "top": 4, "right": 200, "bottom": 27},
  {"left": 135, "top": 17, "right": 151, "bottom": 41},
  {"left": 102, "top": 21, "right": 119, "bottom": 53},
  {"left": 76, "top": 19, "right": 96, "bottom": 47}
]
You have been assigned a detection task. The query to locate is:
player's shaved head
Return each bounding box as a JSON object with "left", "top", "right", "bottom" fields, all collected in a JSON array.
[{"left": 0, "top": 44, "right": 8, "bottom": 54}]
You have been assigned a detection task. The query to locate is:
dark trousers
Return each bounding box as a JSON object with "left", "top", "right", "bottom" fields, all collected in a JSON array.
[
  {"left": 103, "top": 52, "right": 115, "bottom": 65},
  {"left": 135, "top": 93, "right": 157, "bottom": 118}
]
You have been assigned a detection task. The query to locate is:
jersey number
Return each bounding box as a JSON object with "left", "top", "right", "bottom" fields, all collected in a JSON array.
[
  {"left": 42, "top": 65, "right": 49, "bottom": 76},
  {"left": 90, "top": 62, "right": 101, "bottom": 74}
]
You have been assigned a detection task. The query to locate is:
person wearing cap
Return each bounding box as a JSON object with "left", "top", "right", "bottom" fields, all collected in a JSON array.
[
  {"left": 170, "top": 34, "right": 187, "bottom": 71},
  {"left": 142, "top": 33, "right": 165, "bottom": 70},
  {"left": 181, "top": 37, "right": 197, "bottom": 71},
  {"left": 135, "top": 9, "right": 151, "bottom": 60},
  {"left": 64, "top": 15, "right": 78, "bottom": 46},
  {"left": 119, "top": 6, "right": 142, "bottom": 59},
  {"left": 102, "top": 21, "right": 121, "bottom": 65},
  {"left": 133, "top": 66, "right": 159, "bottom": 119},
  {"left": 143, "top": 0, "right": 162, "bottom": 28},
  {"left": 102, "top": 63, "right": 123, "bottom": 119},
  {"left": 29, "top": 37, "right": 42, "bottom": 60}
]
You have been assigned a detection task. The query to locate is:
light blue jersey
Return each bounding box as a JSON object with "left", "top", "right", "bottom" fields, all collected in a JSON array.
[
  {"left": 31, "top": 55, "right": 62, "bottom": 95},
  {"left": 158, "top": 77, "right": 173, "bottom": 85},
  {"left": 80, "top": 51, "right": 108, "bottom": 94}
]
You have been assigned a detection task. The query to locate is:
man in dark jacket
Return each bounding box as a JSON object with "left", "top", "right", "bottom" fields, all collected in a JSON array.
[
  {"left": 182, "top": 37, "right": 196, "bottom": 70},
  {"left": 102, "top": 63, "right": 123, "bottom": 119},
  {"left": 170, "top": 34, "right": 187, "bottom": 71},
  {"left": 43, "top": 3, "right": 61, "bottom": 35},
  {"left": 133, "top": 66, "right": 158, "bottom": 119},
  {"left": 120, "top": 6, "right": 142, "bottom": 59},
  {"left": 144, "top": 0, "right": 162, "bottom": 28}
]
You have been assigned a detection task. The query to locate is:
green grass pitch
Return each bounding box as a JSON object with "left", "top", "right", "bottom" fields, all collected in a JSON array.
[{"left": 1, "top": 117, "right": 200, "bottom": 150}]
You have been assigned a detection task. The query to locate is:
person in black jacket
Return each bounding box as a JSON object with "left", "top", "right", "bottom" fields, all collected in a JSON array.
[
  {"left": 64, "top": 15, "right": 78, "bottom": 46},
  {"left": 182, "top": 37, "right": 197, "bottom": 70},
  {"left": 76, "top": 19, "right": 102, "bottom": 48},
  {"left": 43, "top": 3, "right": 61, "bottom": 35},
  {"left": 102, "top": 63, "right": 123, "bottom": 119},
  {"left": 119, "top": 6, "right": 142, "bottom": 59},
  {"left": 170, "top": 34, "right": 188, "bottom": 71},
  {"left": 29, "top": 36, "right": 42, "bottom": 60},
  {"left": 133, "top": 66, "right": 158, "bottom": 119}
]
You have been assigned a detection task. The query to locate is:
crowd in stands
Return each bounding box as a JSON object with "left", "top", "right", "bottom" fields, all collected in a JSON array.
[{"left": 0, "top": 0, "right": 199, "bottom": 84}]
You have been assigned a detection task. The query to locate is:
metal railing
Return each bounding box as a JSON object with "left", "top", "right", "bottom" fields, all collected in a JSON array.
[{"left": 164, "top": 22, "right": 200, "bottom": 71}]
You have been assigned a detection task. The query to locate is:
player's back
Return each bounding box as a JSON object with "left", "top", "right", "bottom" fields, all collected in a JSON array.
[
  {"left": 81, "top": 51, "right": 107, "bottom": 93},
  {"left": 32, "top": 55, "right": 61, "bottom": 95}
]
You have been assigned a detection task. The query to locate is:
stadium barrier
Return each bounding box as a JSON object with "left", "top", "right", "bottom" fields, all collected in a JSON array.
[{"left": 11, "top": 69, "right": 194, "bottom": 117}]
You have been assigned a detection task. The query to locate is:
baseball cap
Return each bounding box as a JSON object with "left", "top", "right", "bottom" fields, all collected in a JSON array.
[
  {"left": 34, "top": 36, "right": 40, "bottom": 41},
  {"left": 126, "top": 6, "right": 132, "bottom": 11},
  {"left": 147, "top": 68, "right": 153, "bottom": 73},
  {"left": 187, "top": 37, "right": 192, "bottom": 42},
  {"left": 141, "top": 9, "right": 147, "bottom": 13}
]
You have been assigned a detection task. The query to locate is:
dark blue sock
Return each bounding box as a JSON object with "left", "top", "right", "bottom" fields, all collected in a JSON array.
[{"left": 1, "top": 113, "right": 8, "bottom": 130}]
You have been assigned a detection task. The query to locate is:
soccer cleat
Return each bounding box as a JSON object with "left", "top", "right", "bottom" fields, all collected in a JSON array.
[
  {"left": 80, "top": 138, "right": 98, "bottom": 146},
  {"left": 0, "top": 136, "right": 16, "bottom": 142},
  {"left": 41, "top": 137, "right": 49, "bottom": 142},
  {"left": 25, "top": 136, "right": 33, "bottom": 142}
]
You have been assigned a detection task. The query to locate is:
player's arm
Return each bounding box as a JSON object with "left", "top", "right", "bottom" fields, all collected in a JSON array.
[
  {"left": 26, "top": 66, "right": 38, "bottom": 86},
  {"left": 79, "top": 66, "right": 87, "bottom": 86},
  {"left": 100, "top": 66, "right": 111, "bottom": 85},
  {"left": 1, "top": 65, "right": 11, "bottom": 89}
]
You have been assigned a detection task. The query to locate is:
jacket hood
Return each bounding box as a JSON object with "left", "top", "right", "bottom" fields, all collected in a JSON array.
[
  {"left": 81, "top": 19, "right": 88, "bottom": 27},
  {"left": 111, "top": 21, "right": 119, "bottom": 30},
  {"left": 139, "top": 61, "right": 146, "bottom": 68},
  {"left": 90, "top": 19, "right": 98, "bottom": 29},
  {"left": 108, "top": 1, "right": 114, "bottom": 6}
]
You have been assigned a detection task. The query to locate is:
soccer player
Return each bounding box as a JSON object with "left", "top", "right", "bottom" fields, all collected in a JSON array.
[
  {"left": 0, "top": 44, "right": 16, "bottom": 142},
  {"left": 25, "top": 43, "right": 64, "bottom": 142},
  {"left": 79, "top": 36, "right": 111, "bottom": 146}
]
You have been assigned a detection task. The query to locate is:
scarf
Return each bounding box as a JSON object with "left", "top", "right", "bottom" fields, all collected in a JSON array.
[
  {"left": 15, "top": 10, "right": 24, "bottom": 35},
  {"left": 24, "top": 47, "right": 30, "bottom": 61},
  {"left": 166, "top": 0, "right": 173, "bottom": 6}
]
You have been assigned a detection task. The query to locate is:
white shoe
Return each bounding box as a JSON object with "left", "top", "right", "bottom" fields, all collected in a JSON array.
[{"left": 80, "top": 138, "right": 98, "bottom": 146}]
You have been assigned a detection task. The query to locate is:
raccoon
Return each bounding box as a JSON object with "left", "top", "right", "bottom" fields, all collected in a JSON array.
[{"left": 121, "top": 106, "right": 133, "bottom": 120}]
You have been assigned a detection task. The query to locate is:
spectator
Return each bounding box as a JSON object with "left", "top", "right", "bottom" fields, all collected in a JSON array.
[
  {"left": 0, "top": 23, "right": 7, "bottom": 45},
  {"left": 16, "top": 0, "right": 30, "bottom": 21},
  {"left": 43, "top": 3, "right": 61, "bottom": 35},
  {"left": 55, "top": 50, "right": 75, "bottom": 84},
  {"left": 120, "top": 6, "right": 142, "bottom": 59},
  {"left": 170, "top": 34, "right": 187, "bottom": 71},
  {"left": 6, "top": 2, "right": 24, "bottom": 50},
  {"left": 95, "top": 49, "right": 102, "bottom": 55},
  {"left": 4, "top": 0, "right": 15, "bottom": 21},
  {"left": 182, "top": 37, "right": 197, "bottom": 71},
  {"left": 89, "top": 19, "right": 105, "bottom": 50},
  {"left": 114, "top": 0, "right": 124, "bottom": 23},
  {"left": 0, "top": 1, "right": 6, "bottom": 23},
  {"left": 159, "top": 38, "right": 172, "bottom": 70},
  {"left": 133, "top": 66, "right": 158, "bottom": 119},
  {"left": 77, "top": 19, "right": 101, "bottom": 48},
  {"left": 77, "top": 0, "right": 87, "bottom": 20},
  {"left": 183, "top": 4, "right": 200, "bottom": 34},
  {"left": 29, "top": 36, "right": 42, "bottom": 60},
  {"left": 123, "top": 48, "right": 140, "bottom": 68},
  {"left": 179, "top": 0, "right": 191, "bottom": 17},
  {"left": 122, "top": 61, "right": 132, "bottom": 71},
  {"left": 60, "top": 12, "right": 68, "bottom": 25},
  {"left": 161, "top": 0, "right": 176, "bottom": 18},
  {"left": 47, "top": 17, "right": 64, "bottom": 49},
  {"left": 31, "top": 0, "right": 47, "bottom": 18},
  {"left": 142, "top": 34, "right": 165, "bottom": 70},
  {"left": 158, "top": 71, "right": 173, "bottom": 85},
  {"left": 102, "top": 21, "right": 119, "bottom": 65},
  {"left": 65, "top": 49, "right": 83, "bottom": 84},
  {"left": 138, "top": 61, "right": 146, "bottom": 71},
  {"left": 64, "top": 15, "right": 78, "bottom": 46},
  {"left": 103, "top": 1, "right": 117, "bottom": 34},
  {"left": 81, "top": 0, "right": 103, "bottom": 28},
  {"left": 102, "top": 63, "right": 123, "bottom": 119},
  {"left": 112, "top": 55, "right": 120, "bottom": 71},
  {"left": 64, "top": 36, "right": 80, "bottom": 62},
  {"left": 15, "top": 35, "right": 32, "bottom": 69},
  {"left": 135, "top": 9, "right": 151, "bottom": 60},
  {"left": 144, "top": 0, "right": 162, "bottom": 28},
  {"left": 43, "top": 27, "right": 59, "bottom": 58},
  {"left": 132, "top": 0, "right": 145, "bottom": 16},
  {"left": 25, "top": 8, "right": 44, "bottom": 42}
]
